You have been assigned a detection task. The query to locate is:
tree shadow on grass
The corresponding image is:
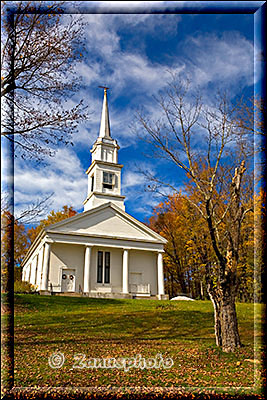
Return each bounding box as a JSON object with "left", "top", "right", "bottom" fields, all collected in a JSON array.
[
  {"left": 15, "top": 309, "right": 215, "bottom": 346},
  {"left": 15, "top": 293, "right": 125, "bottom": 306}
]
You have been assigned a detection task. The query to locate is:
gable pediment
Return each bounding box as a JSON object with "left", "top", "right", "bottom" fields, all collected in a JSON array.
[{"left": 46, "top": 203, "right": 166, "bottom": 243}]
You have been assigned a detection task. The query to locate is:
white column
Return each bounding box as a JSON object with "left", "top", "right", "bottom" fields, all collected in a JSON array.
[
  {"left": 83, "top": 245, "right": 91, "bottom": 293},
  {"left": 25, "top": 264, "right": 30, "bottom": 282},
  {"left": 41, "top": 243, "right": 51, "bottom": 291},
  {"left": 36, "top": 246, "right": 44, "bottom": 288},
  {"left": 28, "top": 264, "right": 32, "bottom": 283},
  {"left": 122, "top": 249, "right": 129, "bottom": 294},
  {"left": 30, "top": 256, "right": 38, "bottom": 285},
  {"left": 157, "top": 252, "right": 165, "bottom": 296},
  {"left": 114, "top": 148, "right": 118, "bottom": 163}
]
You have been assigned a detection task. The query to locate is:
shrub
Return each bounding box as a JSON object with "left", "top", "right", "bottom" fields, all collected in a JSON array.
[{"left": 14, "top": 280, "right": 37, "bottom": 294}]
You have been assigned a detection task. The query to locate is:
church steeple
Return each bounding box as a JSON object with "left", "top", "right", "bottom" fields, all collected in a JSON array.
[
  {"left": 83, "top": 87, "right": 125, "bottom": 212},
  {"left": 99, "top": 87, "right": 111, "bottom": 138}
]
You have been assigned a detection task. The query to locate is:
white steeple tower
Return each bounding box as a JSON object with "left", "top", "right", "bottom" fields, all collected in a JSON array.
[{"left": 83, "top": 87, "right": 125, "bottom": 211}]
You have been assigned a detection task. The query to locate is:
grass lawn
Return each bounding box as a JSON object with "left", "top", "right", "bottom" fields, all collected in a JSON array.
[{"left": 5, "top": 295, "right": 264, "bottom": 393}]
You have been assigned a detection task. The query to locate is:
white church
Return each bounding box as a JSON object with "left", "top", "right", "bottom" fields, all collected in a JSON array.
[{"left": 21, "top": 88, "right": 168, "bottom": 299}]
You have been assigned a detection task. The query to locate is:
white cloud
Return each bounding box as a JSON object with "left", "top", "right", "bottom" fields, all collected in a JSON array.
[
  {"left": 112, "top": 13, "right": 181, "bottom": 37},
  {"left": 79, "top": 14, "right": 253, "bottom": 96},
  {"left": 72, "top": 15, "right": 254, "bottom": 150},
  {"left": 75, "top": 61, "right": 101, "bottom": 85},
  {"left": 75, "top": 14, "right": 183, "bottom": 97},
  {"left": 122, "top": 170, "right": 146, "bottom": 189},
  {"left": 182, "top": 32, "right": 254, "bottom": 88},
  {"left": 112, "top": 53, "right": 182, "bottom": 94},
  {"left": 14, "top": 147, "right": 88, "bottom": 219}
]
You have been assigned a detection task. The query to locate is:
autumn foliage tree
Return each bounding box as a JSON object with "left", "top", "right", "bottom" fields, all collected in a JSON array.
[
  {"left": 149, "top": 192, "right": 213, "bottom": 299},
  {"left": 1, "top": 205, "right": 76, "bottom": 291},
  {"left": 137, "top": 76, "right": 254, "bottom": 352},
  {"left": 1, "top": 210, "right": 29, "bottom": 290},
  {"left": 150, "top": 190, "right": 256, "bottom": 303},
  {"left": 1, "top": 1, "right": 88, "bottom": 160}
]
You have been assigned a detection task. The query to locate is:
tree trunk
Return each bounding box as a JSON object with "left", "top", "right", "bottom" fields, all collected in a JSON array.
[
  {"left": 208, "top": 280, "right": 241, "bottom": 352},
  {"left": 171, "top": 273, "right": 174, "bottom": 298},
  {"left": 204, "top": 161, "right": 246, "bottom": 353}
]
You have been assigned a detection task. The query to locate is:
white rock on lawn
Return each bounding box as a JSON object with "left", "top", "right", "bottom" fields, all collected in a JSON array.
[{"left": 170, "top": 296, "right": 195, "bottom": 301}]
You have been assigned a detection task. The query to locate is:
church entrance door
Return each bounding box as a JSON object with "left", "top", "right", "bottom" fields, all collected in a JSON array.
[{"left": 61, "top": 269, "right": 76, "bottom": 292}]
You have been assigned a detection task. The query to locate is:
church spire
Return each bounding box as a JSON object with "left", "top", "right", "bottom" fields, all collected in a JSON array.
[
  {"left": 99, "top": 86, "right": 111, "bottom": 138},
  {"left": 83, "top": 86, "right": 125, "bottom": 212}
]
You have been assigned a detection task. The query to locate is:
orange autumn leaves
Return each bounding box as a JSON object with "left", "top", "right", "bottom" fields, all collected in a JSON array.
[
  {"left": 149, "top": 190, "right": 258, "bottom": 301},
  {"left": 1, "top": 206, "right": 77, "bottom": 291}
]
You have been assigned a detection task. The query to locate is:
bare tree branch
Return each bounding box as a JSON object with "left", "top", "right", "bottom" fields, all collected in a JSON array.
[
  {"left": 1, "top": 1, "right": 89, "bottom": 160},
  {"left": 1, "top": 192, "right": 54, "bottom": 229}
]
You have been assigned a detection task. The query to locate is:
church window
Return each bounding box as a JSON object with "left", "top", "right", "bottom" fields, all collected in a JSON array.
[
  {"left": 97, "top": 251, "right": 103, "bottom": 283},
  {"left": 104, "top": 252, "right": 110, "bottom": 283},
  {"left": 91, "top": 175, "right": 94, "bottom": 192},
  {"left": 97, "top": 251, "right": 111, "bottom": 284},
  {"left": 35, "top": 254, "right": 39, "bottom": 285},
  {"left": 103, "top": 172, "right": 114, "bottom": 189}
]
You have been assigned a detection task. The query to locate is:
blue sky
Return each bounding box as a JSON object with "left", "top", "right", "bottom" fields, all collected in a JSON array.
[{"left": 2, "top": 2, "right": 257, "bottom": 225}]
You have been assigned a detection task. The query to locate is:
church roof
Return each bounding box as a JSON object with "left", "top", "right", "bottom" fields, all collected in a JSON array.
[
  {"left": 45, "top": 202, "right": 166, "bottom": 243},
  {"left": 21, "top": 202, "right": 167, "bottom": 266}
]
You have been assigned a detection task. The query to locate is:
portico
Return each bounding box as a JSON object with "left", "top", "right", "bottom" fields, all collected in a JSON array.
[{"left": 23, "top": 221, "right": 166, "bottom": 299}]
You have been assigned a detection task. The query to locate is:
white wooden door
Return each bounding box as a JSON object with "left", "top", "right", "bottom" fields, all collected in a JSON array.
[
  {"left": 61, "top": 269, "right": 75, "bottom": 292},
  {"left": 130, "top": 272, "right": 142, "bottom": 294}
]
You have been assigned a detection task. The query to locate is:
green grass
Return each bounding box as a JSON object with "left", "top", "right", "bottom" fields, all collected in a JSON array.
[{"left": 6, "top": 295, "right": 265, "bottom": 391}]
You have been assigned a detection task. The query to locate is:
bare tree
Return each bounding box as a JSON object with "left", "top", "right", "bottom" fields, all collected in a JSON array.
[
  {"left": 1, "top": 192, "right": 54, "bottom": 229},
  {"left": 1, "top": 1, "right": 89, "bottom": 160},
  {"left": 136, "top": 76, "right": 254, "bottom": 352}
]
